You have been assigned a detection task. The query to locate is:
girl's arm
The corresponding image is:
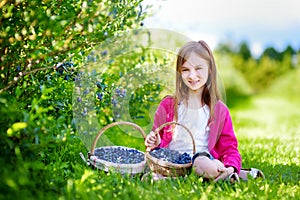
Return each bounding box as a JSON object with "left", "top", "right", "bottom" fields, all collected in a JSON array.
[{"left": 214, "top": 108, "right": 242, "bottom": 173}]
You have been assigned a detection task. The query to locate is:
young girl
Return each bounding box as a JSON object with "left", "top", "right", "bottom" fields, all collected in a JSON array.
[{"left": 145, "top": 40, "right": 263, "bottom": 182}]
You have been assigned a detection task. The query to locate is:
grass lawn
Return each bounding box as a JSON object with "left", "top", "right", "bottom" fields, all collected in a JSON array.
[
  {"left": 2, "top": 70, "right": 299, "bottom": 200},
  {"left": 229, "top": 94, "right": 300, "bottom": 199},
  {"left": 62, "top": 69, "right": 299, "bottom": 200}
]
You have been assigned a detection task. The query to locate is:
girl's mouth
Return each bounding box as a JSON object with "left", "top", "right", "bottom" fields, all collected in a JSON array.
[{"left": 189, "top": 80, "right": 200, "bottom": 86}]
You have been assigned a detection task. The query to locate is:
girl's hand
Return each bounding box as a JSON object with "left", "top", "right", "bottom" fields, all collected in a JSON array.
[
  {"left": 213, "top": 166, "right": 235, "bottom": 182},
  {"left": 145, "top": 131, "right": 161, "bottom": 151}
]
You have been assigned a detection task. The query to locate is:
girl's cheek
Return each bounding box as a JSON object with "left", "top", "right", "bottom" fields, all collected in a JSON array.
[{"left": 181, "top": 72, "right": 189, "bottom": 78}]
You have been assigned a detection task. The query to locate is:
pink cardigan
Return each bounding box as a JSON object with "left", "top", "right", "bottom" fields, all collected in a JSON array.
[{"left": 152, "top": 96, "right": 242, "bottom": 173}]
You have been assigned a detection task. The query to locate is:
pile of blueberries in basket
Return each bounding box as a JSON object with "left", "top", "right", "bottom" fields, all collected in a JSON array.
[
  {"left": 94, "top": 147, "right": 145, "bottom": 164},
  {"left": 149, "top": 148, "right": 192, "bottom": 164}
]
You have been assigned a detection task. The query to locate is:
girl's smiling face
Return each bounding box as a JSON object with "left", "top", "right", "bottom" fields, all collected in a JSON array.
[{"left": 181, "top": 51, "right": 209, "bottom": 93}]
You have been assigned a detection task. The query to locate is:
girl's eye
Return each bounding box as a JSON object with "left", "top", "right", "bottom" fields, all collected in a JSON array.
[{"left": 181, "top": 68, "right": 189, "bottom": 72}]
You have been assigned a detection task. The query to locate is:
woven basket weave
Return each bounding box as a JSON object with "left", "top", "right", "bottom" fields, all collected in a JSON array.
[
  {"left": 145, "top": 121, "right": 195, "bottom": 177},
  {"left": 88, "top": 121, "right": 147, "bottom": 175}
]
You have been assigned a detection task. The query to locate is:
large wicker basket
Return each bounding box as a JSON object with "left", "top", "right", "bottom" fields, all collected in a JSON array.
[
  {"left": 145, "top": 121, "right": 195, "bottom": 177},
  {"left": 86, "top": 121, "right": 147, "bottom": 175}
]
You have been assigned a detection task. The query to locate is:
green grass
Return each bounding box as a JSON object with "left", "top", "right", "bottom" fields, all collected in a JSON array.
[
  {"left": 2, "top": 69, "right": 300, "bottom": 199},
  {"left": 228, "top": 68, "right": 300, "bottom": 199}
]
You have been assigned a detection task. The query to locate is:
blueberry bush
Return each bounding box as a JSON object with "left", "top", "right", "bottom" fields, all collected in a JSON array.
[{"left": 0, "top": 0, "right": 160, "bottom": 198}]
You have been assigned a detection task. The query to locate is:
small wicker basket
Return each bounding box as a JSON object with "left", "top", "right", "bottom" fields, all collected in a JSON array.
[
  {"left": 145, "top": 121, "right": 195, "bottom": 177},
  {"left": 86, "top": 121, "right": 147, "bottom": 175}
]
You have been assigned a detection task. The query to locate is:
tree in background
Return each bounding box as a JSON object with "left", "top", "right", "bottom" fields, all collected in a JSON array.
[
  {"left": 238, "top": 41, "right": 252, "bottom": 61},
  {"left": 261, "top": 47, "right": 282, "bottom": 61}
]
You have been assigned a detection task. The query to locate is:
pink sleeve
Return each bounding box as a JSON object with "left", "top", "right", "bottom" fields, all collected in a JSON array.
[
  {"left": 151, "top": 97, "right": 174, "bottom": 148},
  {"left": 214, "top": 107, "right": 242, "bottom": 173},
  {"left": 152, "top": 101, "right": 167, "bottom": 131}
]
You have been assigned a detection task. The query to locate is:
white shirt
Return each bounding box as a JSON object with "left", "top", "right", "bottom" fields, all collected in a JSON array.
[{"left": 168, "top": 103, "right": 210, "bottom": 156}]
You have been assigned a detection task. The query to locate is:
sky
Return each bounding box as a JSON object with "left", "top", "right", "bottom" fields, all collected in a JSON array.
[{"left": 142, "top": 0, "right": 300, "bottom": 57}]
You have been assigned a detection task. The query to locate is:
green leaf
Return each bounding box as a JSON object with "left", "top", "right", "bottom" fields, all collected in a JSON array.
[{"left": 12, "top": 122, "right": 28, "bottom": 131}]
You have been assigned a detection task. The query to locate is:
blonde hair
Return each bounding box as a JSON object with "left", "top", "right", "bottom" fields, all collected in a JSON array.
[{"left": 174, "top": 40, "right": 221, "bottom": 123}]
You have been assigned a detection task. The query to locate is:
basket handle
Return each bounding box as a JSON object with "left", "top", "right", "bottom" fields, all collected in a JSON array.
[
  {"left": 90, "top": 121, "right": 146, "bottom": 155},
  {"left": 153, "top": 121, "right": 196, "bottom": 154}
]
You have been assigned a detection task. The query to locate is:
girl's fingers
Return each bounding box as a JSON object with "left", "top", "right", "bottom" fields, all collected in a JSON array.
[
  {"left": 214, "top": 167, "right": 234, "bottom": 182},
  {"left": 145, "top": 132, "right": 157, "bottom": 147},
  {"left": 217, "top": 167, "right": 226, "bottom": 173},
  {"left": 145, "top": 131, "right": 160, "bottom": 152},
  {"left": 149, "top": 136, "right": 157, "bottom": 142},
  {"left": 213, "top": 171, "right": 229, "bottom": 182},
  {"left": 145, "top": 136, "right": 151, "bottom": 146}
]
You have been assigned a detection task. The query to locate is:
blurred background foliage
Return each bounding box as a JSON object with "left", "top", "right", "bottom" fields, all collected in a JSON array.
[
  {"left": 0, "top": 0, "right": 299, "bottom": 199},
  {"left": 215, "top": 40, "right": 299, "bottom": 107}
]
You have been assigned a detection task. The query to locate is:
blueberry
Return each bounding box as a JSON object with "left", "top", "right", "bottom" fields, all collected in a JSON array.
[
  {"left": 101, "top": 50, "right": 108, "bottom": 57},
  {"left": 97, "top": 92, "right": 103, "bottom": 101},
  {"left": 64, "top": 75, "right": 70, "bottom": 80},
  {"left": 120, "top": 89, "right": 126, "bottom": 97},
  {"left": 83, "top": 89, "right": 90, "bottom": 95},
  {"left": 96, "top": 82, "right": 101, "bottom": 87},
  {"left": 115, "top": 88, "right": 121, "bottom": 96},
  {"left": 112, "top": 98, "right": 117, "bottom": 107}
]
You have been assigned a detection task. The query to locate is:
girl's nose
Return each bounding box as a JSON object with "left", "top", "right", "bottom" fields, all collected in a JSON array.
[{"left": 188, "top": 68, "right": 198, "bottom": 79}]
